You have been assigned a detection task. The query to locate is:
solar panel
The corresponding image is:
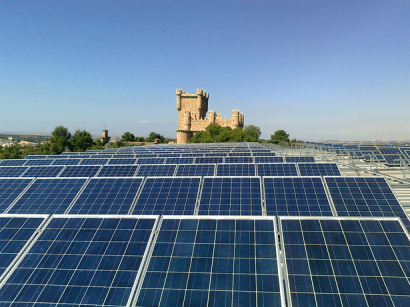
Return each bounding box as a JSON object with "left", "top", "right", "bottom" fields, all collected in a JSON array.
[
  {"left": 108, "top": 158, "right": 137, "bottom": 165},
  {"left": 285, "top": 156, "right": 315, "bottom": 163},
  {"left": 0, "top": 167, "right": 29, "bottom": 177},
  {"left": 165, "top": 157, "right": 195, "bottom": 164},
  {"left": 254, "top": 156, "right": 284, "bottom": 163},
  {"left": 112, "top": 154, "right": 136, "bottom": 159},
  {"left": 198, "top": 177, "right": 263, "bottom": 215},
  {"left": 69, "top": 177, "right": 144, "bottom": 214},
  {"left": 137, "top": 157, "right": 166, "bottom": 164},
  {"left": 59, "top": 165, "right": 102, "bottom": 177},
  {"left": 382, "top": 154, "right": 407, "bottom": 166},
  {"left": 195, "top": 157, "right": 224, "bottom": 164},
  {"left": 228, "top": 152, "right": 252, "bottom": 156},
  {"left": 0, "top": 215, "right": 47, "bottom": 277},
  {"left": 298, "top": 163, "right": 341, "bottom": 176},
  {"left": 224, "top": 156, "right": 254, "bottom": 164},
  {"left": 135, "top": 164, "right": 176, "bottom": 177},
  {"left": 280, "top": 217, "right": 410, "bottom": 307},
  {"left": 325, "top": 176, "right": 410, "bottom": 231},
  {"left": 216, "top": 163, "right": 256, "bottom": 176},
  {"left": 257, "top": 163, "right": 298, "bottom": 176},
  {"left": 0, "top": 178, "right": 34, "bottom": 213},
  {"left": 97, "top": 165, "right": 139, "bottom": 177},
  {"left": 379, "top": 148, "right": 402, "bottom": 155},
  {"left": 52, "top": 158, "right": 82, "bottom": 165},
  {"left": 23, "top": 159, "right": 55, "bottom": 166},
  {"left": 252, "top": 152, "right": 276, "bottom": 156},
  {"left": 6, "top": 178, "right": 87, "bottom": 214},
  {"left": 135, "top": 217, "right": 282, "bottom": 307},
  {"left": 263, "top": 177, "right": 333, "bottom": 216},
  {"left": 79, "top": 158, "right": 110, "bottom": 165},
  {"left": 24, "top": 155, "right": 48, "bottom": 160},
  {"left": 176, "top": 164, "right": 216, "bottom": 176},
  {"left": 0, "top": 215, "right": 157, "bottom": 307},
  {"left": 20, "top": 166, "right": 64, "bottom": 178},
  {"left": 0, "top": 160, "right": 26, "bottom": 166},
  {"left": 132, "top": 177, "right": 201, "bottom": 215}
]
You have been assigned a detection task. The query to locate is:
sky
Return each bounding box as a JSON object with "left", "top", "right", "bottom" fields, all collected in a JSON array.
[{"left": 1, "top": 0, "right": 409, "bottom": 141}]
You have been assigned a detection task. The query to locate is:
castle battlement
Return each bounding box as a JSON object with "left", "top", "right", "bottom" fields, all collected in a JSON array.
[{"left": 176, "top": 89, "right": 244, "bottom": 143}]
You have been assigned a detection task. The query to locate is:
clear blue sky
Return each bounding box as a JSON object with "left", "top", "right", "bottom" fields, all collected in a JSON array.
[{"left": 1, "top": 0, "right": 409, "bottom": 141}]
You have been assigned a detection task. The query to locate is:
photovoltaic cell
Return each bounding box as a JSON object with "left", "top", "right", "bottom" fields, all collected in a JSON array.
[
  {"left": 280, "top": 217, "right": 410, "bottom": 307},
  {"left": 21, "top": 166, "right": 64, "bottom": 177},
  {"left": 254, "top": 156, "right": 284, "bottom": 163},
  {"left": 135, "top": 217, "right": 282, "bottom": 307},
  {"left": 252, "top": 152, "right": 276, "bottom": 156},
  {"left": 59, "top": 165, "right": 101, "bottom": 177},
  {"left": 69, "top": 178, "right": 144, "bottom": 214},
  {"left": 199, "top": 177, "right": 263, "bottom": 215},
  {"left": 97, "top": 165, "right": 139, "bottom": 177},
  {"left": 0, "top": 216, "right": 157, "bottom": 307},
  {"left": 7, "top": 178, "right": 87, "bottom": 214},
  {"left": 79, "top": 158, "right": 110, "bottom": 165},
  {"left": 224, "top": 156, "right": 254, "bottom": 164},
  {"left": 263, "top": 177, "right": 333, "bottom": 216},
  {"left": 216, "top": 164, "right": 256, "bottom": 176},
  {"left": 0, "top": 215, "right": 46, "bottom": 277},
  {"left": 23, "top": 159, "right": 55, "bottom": 166},
  {"left": 52, "top": 158, "right": 82, "bottom": 165},
  {"left": 285, "top": 156, "right": 315, "bottom": 163},
  {"left": 0, "top": 178, "right": 34, "bottom": 213},
  {"left": 195, "top": 157, "right": 224, "bottom": 164},
  {"left": 298, "top": 163, "right": 341, "bottom": 176},
  {"left": 165, "top": 157, "right": 195, "bottom": 164},
  {"left": 0, "top": 160, "right": 26, "bottom": 166},
  {"left": 176, "top": 164, "right": 216, "bottom": 176},
  {"left": 257, "top": 163, "right": 298, "bottom": 176},
  {"left": 135, "top": 164, "right": 176, "bottom": 177},
  {"left": 325, "top": 176, "right": 410, "bottom": 231},
  {"left": 132, "top": 177, "right": 201, "bottom": 215},
  {"left": 0, "top": 167, "right": 29, "bottom": 177},
  {"left": 108, "top": 158, "right": 137, "bottom": 165},
  {"left": 137, "top": 158, "right": 166, "bottom": 164}
]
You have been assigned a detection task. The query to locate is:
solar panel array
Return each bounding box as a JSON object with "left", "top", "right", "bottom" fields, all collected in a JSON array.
[{"left": 0, "top": 142, "right": 409, "bottom": 306}]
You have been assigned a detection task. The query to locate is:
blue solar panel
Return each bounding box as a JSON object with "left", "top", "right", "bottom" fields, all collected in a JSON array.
[
  {"left": 254, "top": 156, "right": 284, "bottom": 163},
  {"left": 21, "top": 166, "right": 64, "bottom": 177},
  {"left": 325, "top": 176, "right": 410, "bottom": 231},
  {"left": 135, "top": 164, "right": 176, "bottom": 177},
  {"left": 263, "top": 177, "right": 333, "bottom": 216},
  {"left": 137, "top": 157, "right": 166, "bottom": 164},
  {"left": 176, "top": 164, "right": 216, "bottom": 176},
  {"left": 132, "top": 177, "right": 201, "bottom": 215},
  {"left": 280, "top": 217, "right": 410, "bottom": 307},
  {"left": 216, "top": 164, "right": 256, "bottom": 176},
  {"left": 199, "top": 177, "right": 263, "bottom": 215},
  {"left": 23, "top": 159, "right": 55, "bottom": 166},
  {"left": 165, "top": 157, "right": 195, "bottom": 164},
  {"left": 379, "top": 148, "right": 402, "bottom": 155},
  {"left": 79, "top": 158, "right": 110, "bottom": 165},
  {"left": 0, "top": 160, "right": 26, "bottom": 166},
  {"left": 59, "top": 165, "right": 102, "bottom": 177},
  {"left": 298, "top": 163, "right": 341, "bottom": 176},
  {"left": 195, "top": 157, "right": 224, "bottom": 164},
  {"left": 285, "top": 156, "right": 315, "bottom": 163},
  {"left": 0, "top": 178, "right": 34, "bottom": 213},
  {"left": 0, "top": 215, "right": 157, "bottom": 307},
  {"left": 0, "top": 167, "right": 29, "bottom": 177},
  {"left": 135, "top": 217, "right": 282, "bottom": 307},
  {"left": 108, "top": 158, "right": 137, "bottom": 165},
  {"left": 257, "top": 163, "right": 298, "bottom": 176},
  {"left": 252, "top": 152, "right": 276, "bottom": 156},
  {"left": 7, "top": 178, "right": 87, "bottom": 214},
  {"left": 228, "top": 152, "right": 252, "bottom": 156},
  {"left": 112, "top": 154, "right": 136, "bottom": 159},
  {"left": 224, "top": 156, "right": 254, "bottom": 164},
  {"left": 69, "top": 178, "right": 144, "bottom": 214},
  {"left": 52, "top": 158, "right": 82, "bottom": 165},
  {"left": 0, "top": 215, "right": 47, "bottom": 277},
  {"left": 24, "top": 155, "right": 48, "bottom": 160},
  {"left": 97, "top": 165, "right": 139, "bottom": 177}
]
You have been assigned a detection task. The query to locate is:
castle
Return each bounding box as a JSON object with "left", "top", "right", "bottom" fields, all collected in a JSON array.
[{"left": 176, "top": 89, "right": 244, "bottom": 143}]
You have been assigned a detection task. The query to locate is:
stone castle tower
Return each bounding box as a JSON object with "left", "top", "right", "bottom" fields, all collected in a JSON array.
[{"left": 176, "top": 89, "right": 244, "bottom": 143}]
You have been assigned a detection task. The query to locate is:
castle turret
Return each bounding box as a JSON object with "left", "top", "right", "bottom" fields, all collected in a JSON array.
[
  {"left": 231, "top": 109, "right": 240, "bottom": 128},
  {"left": 176, "top": 88, "right": 182, "bottom": 111}
]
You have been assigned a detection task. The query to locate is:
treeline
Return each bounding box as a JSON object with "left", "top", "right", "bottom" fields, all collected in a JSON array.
[{"left": 191, "top": 124, "right": 262, "bottom": 143}]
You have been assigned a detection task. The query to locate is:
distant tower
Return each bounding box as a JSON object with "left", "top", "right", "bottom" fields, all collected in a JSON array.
[{"left": 100, "top": 127, "right": 110, "bottom": 145}]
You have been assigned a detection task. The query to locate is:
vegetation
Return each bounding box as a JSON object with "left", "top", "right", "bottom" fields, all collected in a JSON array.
[
  {"left": 145, "top": 132, "right": 166, "bottom": 143},
  {"left": 190, "top": 123, "right": 259, "bottom": 143},
  {"left": 244, "top": 125, "right": 261, "bottom": 141},
  {"left": 268, "top": 129, "right": 290, "bottom": 145},
  {"left": 71, "top": 130, "right": 94, "bottom": 152}
]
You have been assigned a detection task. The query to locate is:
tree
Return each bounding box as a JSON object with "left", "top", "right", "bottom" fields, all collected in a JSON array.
[
  {"left": 49, "top": 126, "right": 72, "bottom": 154},
  {"left": 90, "top": 139, "right": 104, "bottom": 150},
  {"left": 269, "top": 130, "right": 290, "bottom": 145},
  {"left": 145, "top": 132, "right": 165, "bottom": 143},
  {"left": 122, "top": 132, "right": 135, "bottom": 142},
  {"left": 244, "top": 125, "right": 261, "bottom": 141},
  {"left": 71, "top": 130, "right": 94, "bottom": 152}
]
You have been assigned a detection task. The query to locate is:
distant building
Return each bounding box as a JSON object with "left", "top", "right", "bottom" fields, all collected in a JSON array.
[
  {"left": 18, "top": 141, "right": 37, "bottom": 147},
  {"left": 176, "top": 89, "right": 244, "bottom": 143},
  {"left": 100, "top": 128, "right": 111, "bottom": 145}
]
